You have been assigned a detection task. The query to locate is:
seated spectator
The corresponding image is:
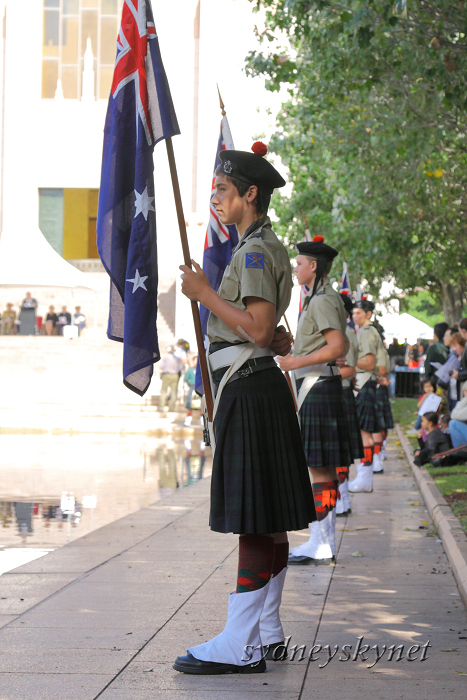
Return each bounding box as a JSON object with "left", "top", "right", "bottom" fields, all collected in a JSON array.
[
  {"left": 449, "top": 389, "right": 467, "bottom": 448},
  {"left": 414, "top": 411, "right": 451, "bottom": 466},
  {"left": 73, "top": 306, "right": 86, "bottom": 336},
  {"left": 424, "top": 322, "right": 449, "bottom": 381},
  {"left": 56, "top": 306, "right": 72, "bottom": 335},
  {"left": 439, "top": 413, "right": 451, "bottom": 435},
  {"left": 45, "top": 306, "right": 58, "bottom": 336},
  {"left": 415, "top": 379, "right": 436, "bottom": 435},
  {"left": 1, "top": 303, "right": 16, "bottom": 335}
]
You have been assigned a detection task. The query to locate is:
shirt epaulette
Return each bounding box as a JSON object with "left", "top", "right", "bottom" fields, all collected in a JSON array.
[{"left": 315, "top": 288, "right": 326, "bottom": 296}]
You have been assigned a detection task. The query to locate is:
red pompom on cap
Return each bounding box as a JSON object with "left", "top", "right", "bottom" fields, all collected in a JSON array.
[
  {"left": 313, "top": 235, "right": 325, "bottom": 243},
  {"left": 251, "top": 141, "right": 268, "bottom": 156}
]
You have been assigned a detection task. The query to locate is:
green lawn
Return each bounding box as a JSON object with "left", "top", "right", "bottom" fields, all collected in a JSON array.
[{"left": 392, "top": 398, "right": 467, "bottom": 535}]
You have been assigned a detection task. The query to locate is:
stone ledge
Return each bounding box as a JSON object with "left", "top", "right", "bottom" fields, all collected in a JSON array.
[{"left": 397, "top": 424, "right": 467, "bottom": 610}]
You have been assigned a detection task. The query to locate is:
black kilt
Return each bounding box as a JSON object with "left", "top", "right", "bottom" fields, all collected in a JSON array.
[
  {"left": 342, "top": 385, "right": 364, "bottom": 461},
  {"left": 298, "top": 376, "right": 352, "bottom": 470},
  {"left": 356, "top": 379, "right": 381, "bottom": 433},
  {"left": 376, "top": 384, "right": 394, "bottom": 430},
  {"left": 209, "top": 366, "right": 316, "bottom": 535}
]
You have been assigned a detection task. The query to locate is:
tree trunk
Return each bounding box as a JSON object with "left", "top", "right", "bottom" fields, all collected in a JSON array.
[{"left": 440, "top": 282, "right": 465, "bottom": 325}]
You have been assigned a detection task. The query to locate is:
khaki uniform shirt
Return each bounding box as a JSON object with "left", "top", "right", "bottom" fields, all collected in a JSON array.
[
  {"left": 356, "top": 324, "right": 380, "bottom": 376},
  {"left": 376, "top": 337, "right": 390, "bottom": 375},
  {"left": 207, "top": 216, "right": 293, "bottom": 344},
  {"left": 293, "top": 277, "right": 347, "bottom": 358},
  {"left": 345, "top": 324, "right": 358, "bottom": 368}
]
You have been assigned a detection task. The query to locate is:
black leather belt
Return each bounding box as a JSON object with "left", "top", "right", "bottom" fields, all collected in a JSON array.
[{"left": 212, "top": 356, "right": 276, "bottom": 385}]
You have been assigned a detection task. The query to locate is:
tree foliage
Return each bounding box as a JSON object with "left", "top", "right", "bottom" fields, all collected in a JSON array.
[{"left": 246, "top": 0, "right": 467, "bottom": 320}]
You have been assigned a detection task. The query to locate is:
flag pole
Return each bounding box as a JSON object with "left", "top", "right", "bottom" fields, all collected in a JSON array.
[
  {"left": 217, "top": 84, "right": 226, "bottom": 116},
  {"left": 301, "top": 210, "right": 311, "bottom": 241},
  {"left": 165, "top": 137, "right": 214, "bottom": 422}
]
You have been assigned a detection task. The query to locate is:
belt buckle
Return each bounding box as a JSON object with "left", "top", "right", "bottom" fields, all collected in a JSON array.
[{"left": 238, "top": 367, "right": 252, "bottom": 378}]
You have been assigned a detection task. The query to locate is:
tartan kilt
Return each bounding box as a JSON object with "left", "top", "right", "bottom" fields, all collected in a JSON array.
[
  {"left": 355, "top": 379, "right": 381, "bottom": 433},
  {"left": 298, "top": 376, "right": 352, "bottom": 469},
  {"left": 376, "top": 384, "right": 394, "bottom": 430},
  {"left": 342, "top": 386, "right": 364, "bottom": 461},
  {"left": 210, "top": 366, "right": 316, "bottom": 535}
]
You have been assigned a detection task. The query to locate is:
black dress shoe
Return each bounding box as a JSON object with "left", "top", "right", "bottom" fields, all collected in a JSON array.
[
  {"left": 263, "top": 641, "right": 285, "bottom": 661},
  {"left": 173, "top": 652, "right": 266, "bottom": 675}
]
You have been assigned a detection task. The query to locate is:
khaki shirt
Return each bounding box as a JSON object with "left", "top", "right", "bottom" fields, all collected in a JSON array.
[
  {"left": 293, "top": 277, "right": 347, "bottom": 358},
  {"left": 376, "top": 337, "right": 390, "bottom": 375},
  {"left": 345, "top": 325, "right": 358, "bottom": 368},
  {"left": 356, "top": 323, "right": 380, "bottom": 374},
  {"left": 207, "top": 216, "right": 293, "bottom": 344}
]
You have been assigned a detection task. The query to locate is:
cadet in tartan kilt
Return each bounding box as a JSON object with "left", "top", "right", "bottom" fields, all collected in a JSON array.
[
  {"left": 348, "top": 299, "right": 384, "bottom": 492},
  {"left": 376, "top": 384, "right": 394, "bottom": 431},
  {"left": 278, "top": 236, "right": 351, "bottom": 564},
  {"left": 174, "top": 143, "right": 314, "bottom": 676}
]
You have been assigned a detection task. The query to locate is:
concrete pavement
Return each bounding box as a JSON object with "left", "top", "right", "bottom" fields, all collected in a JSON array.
[{"left": 1, "top": 433, "right": 466, "bottom": 699}]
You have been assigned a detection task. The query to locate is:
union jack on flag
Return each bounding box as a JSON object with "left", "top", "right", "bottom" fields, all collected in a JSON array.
[
  {"left": 97, "top": 0, "right": 180, "bottom": 396},
  {"left": 340, "top": 261, "right": 351, "bottom": 295},
  {"left": 196, "top": 115, "right": 239, "bottom": 393}
]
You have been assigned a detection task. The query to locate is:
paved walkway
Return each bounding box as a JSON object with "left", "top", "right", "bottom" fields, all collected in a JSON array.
[{"left": 1, "top": 434, "right": 466, "bottom": 699}]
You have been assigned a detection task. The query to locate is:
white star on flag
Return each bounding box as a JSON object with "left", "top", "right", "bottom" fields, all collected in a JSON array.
[
  {"left": 126, "top": 269, "right": 148, "bottom": 293},
  {"left": 134, "top": 186, "right": 155, "bottom": 220}
]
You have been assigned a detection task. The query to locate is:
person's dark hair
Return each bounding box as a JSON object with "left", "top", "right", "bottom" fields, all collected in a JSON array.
[
  {"left": 306, "top": 255, "right": 333, "bottom": 275},
  {"left": 434, "top": 322, "right": 449, "bottom": 342},
  {"left": 214, "top": 166, "right": 271, "bottom": 215},
  {"left": 459, "top": 318, "right": 467, "bottom": 332},
  {"left": 423, "top": 377, "right": 435, "bottom": 389},
  {"left": 450, "top": 326, "right": 459, "bottom": 333},
  {"left": 439, "top": 413, "right": 450, "bottom": 426},
  {"left": 423, "top": 411, "right": 439, "bottom": 426}
]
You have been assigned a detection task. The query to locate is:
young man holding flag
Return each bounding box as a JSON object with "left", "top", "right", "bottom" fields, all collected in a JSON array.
[{"left": 174, "top": 143, "right": 315, "bottom": 675}]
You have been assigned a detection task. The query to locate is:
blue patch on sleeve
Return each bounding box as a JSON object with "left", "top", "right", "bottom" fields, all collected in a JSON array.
[{"left": 245, "top": 253, "right": 264, "bottom": 269}]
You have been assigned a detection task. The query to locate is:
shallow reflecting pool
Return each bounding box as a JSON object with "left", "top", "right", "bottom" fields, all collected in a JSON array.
[{"left": 0, "top": 433, "right": 212, "bottom": 552}]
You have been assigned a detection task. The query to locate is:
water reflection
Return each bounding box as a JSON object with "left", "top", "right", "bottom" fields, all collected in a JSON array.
[{"left": 0, "top": 434, "right": 211, "bottom": 549}]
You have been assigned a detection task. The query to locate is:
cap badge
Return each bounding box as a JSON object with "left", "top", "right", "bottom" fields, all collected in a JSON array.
[{"left": 223, "top": 160, "right": 233, "bottom": 174}]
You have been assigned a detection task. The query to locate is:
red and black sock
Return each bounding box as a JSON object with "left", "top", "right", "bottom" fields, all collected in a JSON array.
[
  {"left": 336, "top": 466, "right": 349, "bottom": 484},
  {"left": 236, "top": 535, "right": 274, "bottom": 593},
  {"left": 363, "top": 446, "right": 374, "bottom": 466},
  {"left": 374, "top": 442, "right": 382, "bottom": 455},
  {"left": 312, "top": 481, "right": 337, "bottom": 521},
  {"left": 271, "top": 542, "right": 289, "bottom": 578}
]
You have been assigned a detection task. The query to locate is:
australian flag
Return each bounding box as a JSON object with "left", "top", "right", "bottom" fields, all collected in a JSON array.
[
  {"left": 195, "top": 115, "right": 238, "bottom": 394},
  {"left": 97, "top": 1, "right": 180, "bottom": 396}
]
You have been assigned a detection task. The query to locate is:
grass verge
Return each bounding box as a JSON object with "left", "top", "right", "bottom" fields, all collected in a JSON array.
[{"left": 393, "top": 398, "right": 467, "bottom": 535}]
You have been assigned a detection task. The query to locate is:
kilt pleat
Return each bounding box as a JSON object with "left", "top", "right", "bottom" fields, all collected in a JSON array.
[
  {"left": 298, "top": 376, "right": 352, "bottom": 469},
  {"left": 355, "top": 379, "right": 380, "bottom": 433},
  {"left": 342, "top": 386, "right": 364, "bottom": 461},
  {"left": 209, "top": 366, "right": 316, "bottom": 535},
  {"left": 376, "top": 384, "right": 394, "bottom": 430}
]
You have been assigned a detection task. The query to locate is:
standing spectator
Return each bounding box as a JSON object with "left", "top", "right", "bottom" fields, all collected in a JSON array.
[
  {"left": 56, "top": 306, "right": 71, "bottom": 335},
  {"left": 183, "top": 356, "right": 197, "bottom": 426},
  {"left": 45, "top": 306, "right": 59, "bottom": 336},
  {"left": 73, "top": 306, "right": 86, "bottom": 336},
  {"left": 424, "top": 322, "right": 449, "bottom": 382},
  {"left": 158, "top": 346, "right": 182, "bottom": 413},
  {"left": 19, "top": 292, "right": 38, "bottom": 335},
  {"left": 1, "top": 303, "right": 16, "bottom": 335},
  {"left": 453, "top": 318, "right": 467, "bottom": 391}
]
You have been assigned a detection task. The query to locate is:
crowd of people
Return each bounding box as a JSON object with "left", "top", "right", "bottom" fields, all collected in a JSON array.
[
  {"left": 410, "top": 320, "right": 467, "bottom": 465},
  {"left": 0, "top": 293, "right": 86, "bottom": 336}
]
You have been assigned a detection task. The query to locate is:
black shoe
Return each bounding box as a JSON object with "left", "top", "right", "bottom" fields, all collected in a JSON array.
[
  {"left": 263, "top": 641, "right": 285, "bottom": 661},
  {"left": 288, "top": 554, "right": 335, "bottom": 566},
  {"left": 173, "top": 652, "right": 266, "bottom": 675}
]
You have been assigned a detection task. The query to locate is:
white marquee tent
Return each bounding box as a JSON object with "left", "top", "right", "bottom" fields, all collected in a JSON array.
[{"left": 0, "top": 226, "right": 98, "bottom": 290}]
